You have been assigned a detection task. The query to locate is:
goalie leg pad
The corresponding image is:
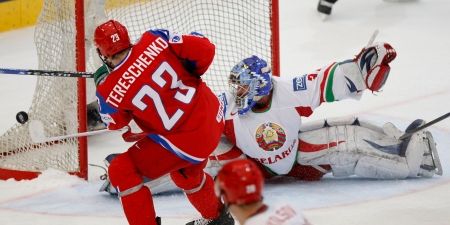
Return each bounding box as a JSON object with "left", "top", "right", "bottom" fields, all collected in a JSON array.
[
  {"left": 298, "top": 117, "right": 442, "bottom": 179},
  {"left": 354, "top": 156, "right": 409, "bottom": 179},
  {"left": 298, "top": 117, "right": 411, "bottom": 179}
]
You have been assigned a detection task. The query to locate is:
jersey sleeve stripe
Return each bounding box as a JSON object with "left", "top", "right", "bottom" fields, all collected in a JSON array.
[
  {"left": 324, "top": 63, "right": 338, "bottom": 102},
  {"left": 319, "top": 62, "right": 335, "bottom": 103}
]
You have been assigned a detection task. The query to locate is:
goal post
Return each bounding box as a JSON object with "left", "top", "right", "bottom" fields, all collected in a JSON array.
[
  {"left": 75, "top": 0, "right": 88, "bottom": 180},
  {"left": 0, "top": 0, "right": 280, "bottom": 180}
]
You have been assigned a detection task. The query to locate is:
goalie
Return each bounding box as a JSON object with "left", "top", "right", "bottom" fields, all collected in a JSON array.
[{"left": 215, "top": 43, "right": 442, "bottom": 181}]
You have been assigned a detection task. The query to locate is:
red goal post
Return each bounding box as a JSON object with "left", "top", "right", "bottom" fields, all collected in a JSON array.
[{"left": 0, "top": 0, "right": 279, "bottom": 180}]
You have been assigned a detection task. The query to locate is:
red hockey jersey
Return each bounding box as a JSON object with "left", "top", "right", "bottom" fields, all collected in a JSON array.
[{"left": 96, "top": 30, "right": 224, "bottom": 163}]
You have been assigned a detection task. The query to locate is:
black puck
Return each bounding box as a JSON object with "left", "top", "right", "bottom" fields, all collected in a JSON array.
[{"left": 16, "top": 111, "right": 29, "bottom": 124}]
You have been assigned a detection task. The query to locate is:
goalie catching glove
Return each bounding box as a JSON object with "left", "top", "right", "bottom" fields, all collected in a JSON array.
[
  {"left": 355, "top": 42, "right": 397, "bottom": 91},
  {"left": 333, "top": 42, "right": 396, "bottom": 93}
]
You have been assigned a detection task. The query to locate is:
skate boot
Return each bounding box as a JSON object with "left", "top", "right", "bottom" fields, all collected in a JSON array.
[
  {"left": 156, "top": 216, "right": 161, "bottom": 225},
  {"left": 401, "top": 119, "right": 443, "bottom": 177},
  {"left": 317, "top": 0, "right": 338, "bottom": 16},
  {"left": 98, "top": 154, "right": 119, "bottom": 195},
  {"left": 186, "top": 207, "right": 234, "bottom": 225}
]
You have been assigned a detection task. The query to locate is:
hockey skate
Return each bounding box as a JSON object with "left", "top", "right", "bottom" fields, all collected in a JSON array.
[
  {"left": 402, "top": 119, "right": 443, "bottom": 177},
  {"left": 317, "top": 0, "right": 338, "bottom": 16},
  {"left": 186, "top": 207, "right": 234, "bottom": 225},
  {"left": 98, "top": 154, "right": 119, "bottom": 195}
]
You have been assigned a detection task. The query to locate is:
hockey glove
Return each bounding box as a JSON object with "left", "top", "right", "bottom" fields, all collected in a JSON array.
[
  {"left": 355, "top": 42, "right": 397, "bottom": 91},
  {"left": 121, "top": 127, "right": 148, "bottom": 142}
]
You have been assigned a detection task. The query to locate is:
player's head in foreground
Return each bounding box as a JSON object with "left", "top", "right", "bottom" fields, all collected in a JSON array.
[
  {"left": 215, "top": 159, "right": 264, "bottom": 224},
  {"left": 229, "top": 55, "right": 273, "bottom": 115},
  {"left": 94, "top": 20, "right": 132, "bottom": 69}
]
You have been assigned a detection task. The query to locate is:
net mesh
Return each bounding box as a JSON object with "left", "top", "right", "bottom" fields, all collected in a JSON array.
[
  {"left": 0, "top": 0, "right": 275, "bottom": 179},
  {"left": 0, "top": 1, "right": 80, "bottom": 177},
  {"left": 88, "top": 0, "right": 274, "bottom": 93}
]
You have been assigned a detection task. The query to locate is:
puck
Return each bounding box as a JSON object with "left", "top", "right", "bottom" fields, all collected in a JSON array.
[{"left": 16, "top": 111, "right": 29, "bottom": 124}]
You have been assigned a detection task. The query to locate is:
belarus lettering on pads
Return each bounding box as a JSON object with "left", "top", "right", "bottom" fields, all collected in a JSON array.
[{"left": 254, "top": 140, "right": 296, "bottom": 165}]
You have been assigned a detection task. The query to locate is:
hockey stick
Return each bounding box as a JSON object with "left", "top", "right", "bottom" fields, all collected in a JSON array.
[
  {"left": 0, "top": 68, "right": 94, "bottom": 78},
  {"left": 367, "top": 29, "right": 379, "bottom": 46},
  {"left": 28, "top": 120, "right": 124, "bottom": 143},
  {"left": 399, "top": 112, "right": 450, "bottom": 140},
  {"left": 28, "top": 120, "right": 147, "bottom": 143}
]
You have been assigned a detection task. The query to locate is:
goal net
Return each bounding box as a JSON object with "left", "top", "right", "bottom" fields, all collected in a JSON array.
[{"left": 0, "top": 0, "right": 279, "bottom": 180}]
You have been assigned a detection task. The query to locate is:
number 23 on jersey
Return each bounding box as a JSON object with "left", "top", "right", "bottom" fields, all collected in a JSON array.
[{"left": 132, "top": 61, "right": 196, "bottom": 130}]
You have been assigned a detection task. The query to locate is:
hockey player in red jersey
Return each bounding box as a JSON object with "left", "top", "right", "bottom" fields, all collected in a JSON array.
[
  {"left": 214, "top": 43, "right": 442, "bottom": 182},
  {"left": 215, "top": 159, "right": 312, "bottom": 225},
  {"left": 93, "top": 20, "right": 233, "bottom": 225}
]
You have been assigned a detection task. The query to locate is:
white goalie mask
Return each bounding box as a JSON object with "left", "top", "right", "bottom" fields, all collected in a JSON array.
[{"left": 228, "top": 55, "right": 273, "bottom": 115}]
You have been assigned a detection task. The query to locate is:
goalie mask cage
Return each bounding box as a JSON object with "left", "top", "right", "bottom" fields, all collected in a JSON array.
[{"left": 0, "top": 0, "right": 279, "bottom": 180}]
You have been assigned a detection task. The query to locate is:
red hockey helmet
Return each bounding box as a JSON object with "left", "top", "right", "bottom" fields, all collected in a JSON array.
[
  {"left": 215, "top": 159, "right": 264, "bottom": 205},
  {"left": 94, "top": 20, "right": 131, "bottom": 57}
]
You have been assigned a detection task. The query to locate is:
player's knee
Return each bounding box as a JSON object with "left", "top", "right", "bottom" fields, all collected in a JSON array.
[
  {"left": 171, "top": 168, "right": 206, "bottom": 191},
  {"left": 108, "top": 153, "right": 141, "bottom": 189},
  {"left": 171, "top": 161, "right": 209, "bottom": 193}
]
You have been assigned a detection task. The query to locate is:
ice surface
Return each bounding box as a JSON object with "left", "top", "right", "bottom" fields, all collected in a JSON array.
[{"left": 1, "top": 0, "right": 450, "bottom": 224}]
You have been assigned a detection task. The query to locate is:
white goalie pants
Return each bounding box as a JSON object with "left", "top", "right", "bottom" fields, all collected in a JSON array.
[{"left": 297, "top": 117, "right": 440, "bottom": 179}]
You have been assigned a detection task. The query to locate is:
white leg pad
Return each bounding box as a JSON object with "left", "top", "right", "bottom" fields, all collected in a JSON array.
[
  {"left": 354, "top": 156, "right": 409, "bottom": 179},
  {"left": 297, "top": 117, "right": 433, "bottom": 179}
]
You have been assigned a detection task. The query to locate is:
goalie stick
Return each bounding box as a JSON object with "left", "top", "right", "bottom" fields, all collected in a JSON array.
[
  {"left": 367, "top": 29, "right": 379, "bottom": 46},
  {"left": 399, "top": 112, "right": 450, "bottom": 140},
  {"left": 0, "top": 68, "right": 94, "bottom": 78}
]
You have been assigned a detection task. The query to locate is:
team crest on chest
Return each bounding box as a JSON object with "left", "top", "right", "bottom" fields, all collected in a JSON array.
[{"left": 255, "top": 122, "right": 286, "bottom": 151}]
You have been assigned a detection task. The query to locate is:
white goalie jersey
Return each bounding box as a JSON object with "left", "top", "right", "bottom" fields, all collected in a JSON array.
[{"left": 221, "top": 60, "right": 365, "bottom": 175}]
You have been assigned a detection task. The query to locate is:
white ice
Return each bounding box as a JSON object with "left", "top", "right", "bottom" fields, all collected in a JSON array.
[{"left": 1, "top": 0, "right": 450, "bottom": 224}]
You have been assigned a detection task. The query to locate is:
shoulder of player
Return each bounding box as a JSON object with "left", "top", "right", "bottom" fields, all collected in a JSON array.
[
  {"left": 270, "top": 77, "right": 300, "bottom": 106},
  {"left": 145, "top": 29, "right": 187, "bottom": 44},
  {"left": 145, "top": 29, "right": 170, "bottom": 41}
]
